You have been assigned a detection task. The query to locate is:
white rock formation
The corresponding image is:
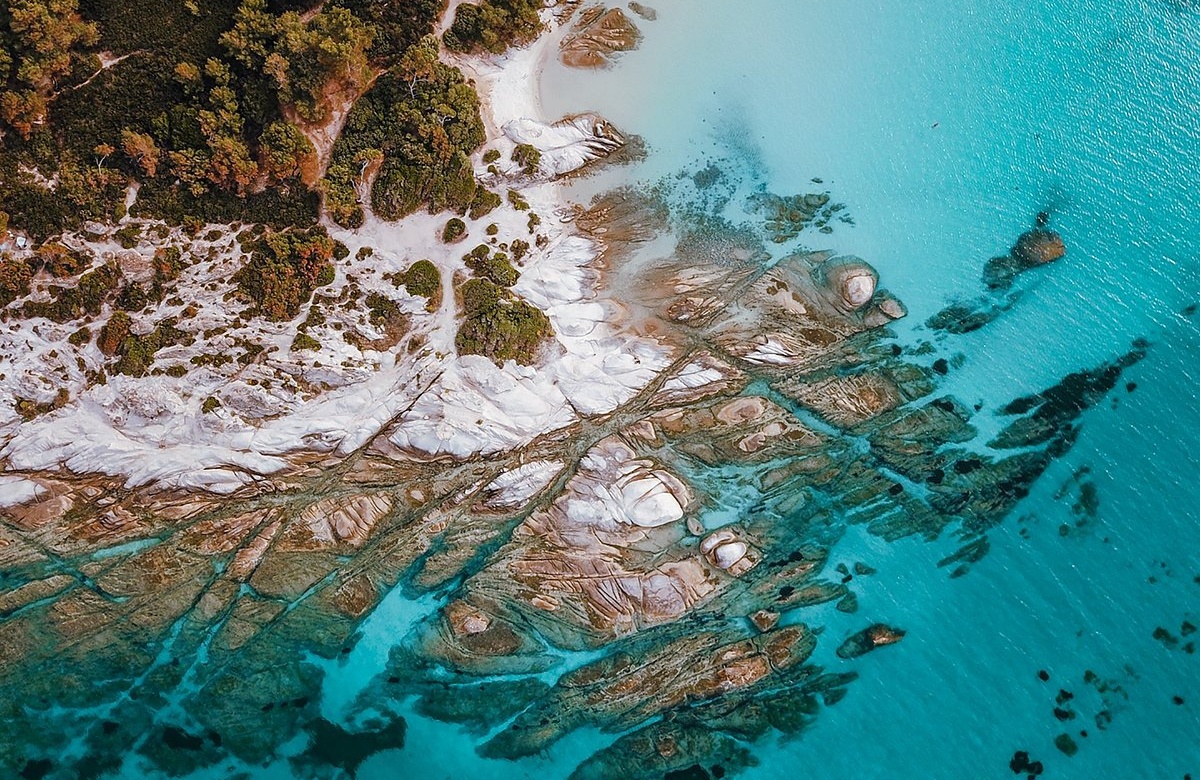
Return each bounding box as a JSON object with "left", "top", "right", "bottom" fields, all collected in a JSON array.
[{"left": 502, "top": 113, "right": 625, "bottom": 178}]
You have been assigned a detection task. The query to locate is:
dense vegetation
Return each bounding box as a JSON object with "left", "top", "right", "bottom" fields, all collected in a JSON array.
[
  {"left": 321, "top": 35, "right": 484, "bottom": 228},
  {"left": 456, "top": 277, "right": 551, "bottom": 365},
  {"left": 443, "top": 0, "right": 543, "bottom": 54},
  {"left": 0, "top": 0, "right": 495, "bottom": 240},
  {"left": 233, "top": 225, "right": 340, "bottom": 320}
]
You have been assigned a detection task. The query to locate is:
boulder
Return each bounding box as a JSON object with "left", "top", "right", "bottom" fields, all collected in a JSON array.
[{"left": 835, "top": 623, "right": 906, "bottom": 659}]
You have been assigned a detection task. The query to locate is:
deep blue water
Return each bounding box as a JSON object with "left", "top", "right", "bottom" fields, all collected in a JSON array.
[{"left": 538, "top": 0, "right": 1200, "bottom": 777}]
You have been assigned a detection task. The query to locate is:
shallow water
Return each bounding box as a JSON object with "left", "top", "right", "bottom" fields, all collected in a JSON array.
[
  {"left": 19, "top": 2, "right": 1199, "bottom": 778},
  {"left": 541, "top": 0, "right": 1200, "bottom": 777}
]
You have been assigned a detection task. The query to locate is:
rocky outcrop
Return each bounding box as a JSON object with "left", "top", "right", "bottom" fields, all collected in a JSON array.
[
  {"left": 836, "top": 624, "right": 906, "bottom": 659},
  {"left": 503, "top": 113, "right": 626, "bottom": 178},
  {"left": 0, "top": 183, "right": 1143, "bottom": 780},
  {"left": 984, "top": 228, "right": 1066, "bottom": 289},
  {"left": 560, "top": 7, "right": 643, "bottom": 68}
]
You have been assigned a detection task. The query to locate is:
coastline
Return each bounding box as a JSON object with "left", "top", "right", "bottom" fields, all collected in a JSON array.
[{"left": 0, "top": 2, "right": 665, "bottom": 490}]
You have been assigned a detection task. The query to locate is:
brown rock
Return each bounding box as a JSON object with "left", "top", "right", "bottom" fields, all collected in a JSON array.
[
  {"left": 561, "top": 7, "right": 643, "bottom": 68},
  {"left": 1013, "top": 229, "right": 1066, "bottom": 266},
  {"left": 750, "top": 609, "right": 781, "bottom": 632}
]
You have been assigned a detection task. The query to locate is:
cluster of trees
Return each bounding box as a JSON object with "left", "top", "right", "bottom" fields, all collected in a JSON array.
[
  {"left": 321, "top": 35, "right": 485, "bottom": 227},
  {"left": 0, "top": 255, "right": 33, "bottom": 307},
  {"left": 463, "top": 242, "right": 517, "bottom": 286},
  {"left": 456, "top": 277, "right": 550, "bottom": 365},
  {"left": 0, "top": 0, "right": 98, "bottom": 137},
  {"left": 219, "top": 0, "right": 374, "bottom": 125},
  {"left": 233, "top": 225, "right": 341, "bottom": 321},
  {"left": 443, "top": 0, "right": 543, "bottom": 55},
  {"left": 0, "top": 0, "right": 546, "bottom": 286}
]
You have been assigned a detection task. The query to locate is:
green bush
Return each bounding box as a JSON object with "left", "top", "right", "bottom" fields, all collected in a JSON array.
[
  {"left": 464, "top": 245, "right": 517, "bottom": 287},
  {"left": 291, "top": 332, "right": 321, "bottom": 351},
  {"left": 468, "top": 187, "right": 501, "bottom": 220},
  {"left": 442, "top": 0, "right": 544, "bottom": 54},
  {"left": 509, "top": 238, "right": 530, "bottom": 262},
  {"left": 112, "top": 318, "right": 190, "bottom": 376},
  {"left": 365, "top": 291, "right": 401, "bottom": 325},
  {"left": 442, "top": 217, "right": 467, "bottom": 243},
  {"left": 115, "top": 224, "right": 143, "bottom": 248},
  {"left": 0, "top": 257, "right": 34, "bottom": 307},
  {"left": 512, "top": 144, "right": 541, "bottom": 176},
  {"left": 322, "top": 36, "right": 485, "bottom": 226},
  {"left": 456, "top": 278, "right": 551, "bottom": 365},
  {"left": 233, "top": 226, "right": 336, "bottom": 320},
  {"left": 507, "top": 189, "right": 529, "bottom": 210},
  {"left": 403, "top": 259, "right": 440, "bottom": 298}
]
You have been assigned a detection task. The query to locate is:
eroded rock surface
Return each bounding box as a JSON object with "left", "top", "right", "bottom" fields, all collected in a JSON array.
[
  {"left": 0, "top": 188, "right": 1139, "bottom": 779},
  {"left": 560, "top": 7, "right": 643, "bottom": 68}
]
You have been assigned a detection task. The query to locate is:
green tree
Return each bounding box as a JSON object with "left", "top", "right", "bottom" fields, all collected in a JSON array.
[
  {"left": 259, "top": 120, "right": 317, "bottom": 184},
  {"left": 0, "top": 0, "right": 97, "bottom": 135}
]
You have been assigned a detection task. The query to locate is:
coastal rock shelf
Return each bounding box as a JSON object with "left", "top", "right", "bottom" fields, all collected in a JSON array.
[
  {"left": 0, "top": 178, "right": 1135, "bottom": 778},
  {"left": 0, "top": 2, "right": 1155, "bottom": 778}
]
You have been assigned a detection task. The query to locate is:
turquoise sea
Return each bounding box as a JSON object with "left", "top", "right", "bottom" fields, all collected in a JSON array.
[
  {"left": 84, "top": 1, "right": 1198, "bottom": 778},
  {"left": 539, "top": 0, "right": 1200, "bottom": 777}
]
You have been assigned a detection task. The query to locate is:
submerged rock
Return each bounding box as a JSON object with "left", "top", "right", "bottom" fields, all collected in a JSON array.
[{"left": 835, "top": 624, "right": 906, "bottom": 659}]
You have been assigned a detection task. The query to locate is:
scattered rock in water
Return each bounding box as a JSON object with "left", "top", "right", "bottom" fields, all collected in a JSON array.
[
  {"left": 19, "top": 759, "right": 52, "bottom": 780},
  {"left": 1013, "top": 229, "right": 1067, "bottom": 267},
  {"left": 628, "top": 1, "right": 658, "bottom": 21},
  {"left": 747, "top": 191, "right": 852, "bottom": 243},
  {"left": 1009, "top": 750, "right": 1045, "bottom": 776},
  {"left": 292, "top": 717, "right": 406, "bottom": 776},
  {"left": 853, "top": 562, "right": 877, "bottom": 576},
  {"left": 161, "top": 727, "right": 204, "bottom": 751},
  {"left": 984, "top": 229, "right": 1066, "bottom": 290},
  {"left": 835, "top": 624, "right": 906, "bottom": 659},
  {"left": 1054, "top": 733, "right": 1079, "bottom": 757},
  {"left": 750, "top": 610, "right": 780, "bottom": 632},
  {"left": 1038, "top": 669, "right": 1051, "bottom": 682}
]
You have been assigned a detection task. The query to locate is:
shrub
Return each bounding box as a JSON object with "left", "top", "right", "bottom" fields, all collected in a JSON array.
[
  {"left": 507, "top": 189, "right": 529, "bottom": 210},
  {"left": 468, "top": 187, "right": 501, "bottom": 220},
  {"left": 98, "top": 311, "right": 132, "bottom": 356},
  {"left": 482, "top": 149, "right": 501, "bottom": 164},
  {"left": 35, "top": 244, "right": 87, "bottom": 278},
  {"left": 112, "top": 319, "right": 190, "bottom": 376},
  {"left": 443, "top": 0, "right": 544, "bottom": 54},
  {"left": 153, "top": 246, "right": 183, "bottom": 283},
  {"left": 509, "top": 238, "right": 530, "bottom": 262},
  {"left": 291, "top": 332, "right": 321, "bottom": 351},
  {"left": 403, "top": 259, "right": 440, "bottom": 298},
  {"left": 442, "top": 217, "right": 467, "bottom": 243},
  {"left": 512, "top": 143, "right": 541, "bottom": 176},
  {"left": 0, "top": 257, "right": 34, "bottom": 307},
  {"left": 234, "top": 226, "right": 337, "bottom": 321},
  {"left": 114, "top": 224, "right": 142, "bottom": 249},
  {"left": 366, "top": 292, "right": 402, "bottom": 325},
  {"left": 455, "top": 278, "right": 551, "bottom": 365},
  {"left": 465, "top": 248, "right": 517, "bottom": 287}
]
